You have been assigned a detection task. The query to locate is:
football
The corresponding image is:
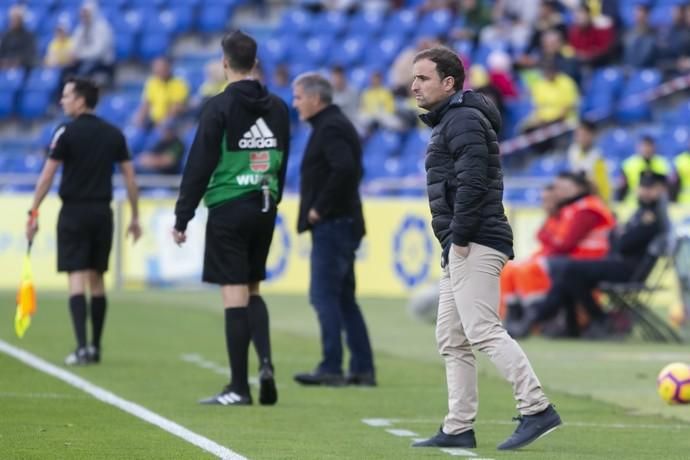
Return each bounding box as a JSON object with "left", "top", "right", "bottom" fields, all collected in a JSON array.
[{"left": 657, "top": 362, "right": 690, "bottom": 404}]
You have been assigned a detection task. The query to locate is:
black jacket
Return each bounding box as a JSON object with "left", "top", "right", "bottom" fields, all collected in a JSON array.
[
  {"left": 297, "top": 104, "right": 365, "bottom": 239},
  {"left": 610, "top": 199, "right": 667, "bottom": 265},
  {"left": 175, "top": 80, "right": 290, "bottom": 232},
  {"left": 420, "top": 90, "right": 513, "bottom": 258}
]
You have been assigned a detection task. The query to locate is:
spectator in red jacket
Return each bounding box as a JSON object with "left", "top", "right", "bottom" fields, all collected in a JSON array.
[{"left": 568, "top": 4, "right": 615, "bottom": 68}]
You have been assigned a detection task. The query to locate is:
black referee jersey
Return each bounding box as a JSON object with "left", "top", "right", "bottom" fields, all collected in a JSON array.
[{"left": 49, "top": 113, "right": 130, "bottom": 202}]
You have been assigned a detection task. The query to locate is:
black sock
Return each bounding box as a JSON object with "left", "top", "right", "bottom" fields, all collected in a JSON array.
[
  {"left": 225, "top": 307, "right": 250, "bottom": 395},
  {"left": 248, "top": 295, "right": 272, "bottom": 368},
  {"left": 69, "top": 295, "right": 87, "bottom": 349},
  {"left": 90, "top": 296, "right": 107, "bottom": 349}
]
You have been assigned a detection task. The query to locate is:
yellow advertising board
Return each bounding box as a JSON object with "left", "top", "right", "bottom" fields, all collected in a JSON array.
[
  {"left": 119, "top": 196, "right": 444, "bottom": 296},
  {"left": 0, "top": 195, "right": 116, "bottom": 289}
]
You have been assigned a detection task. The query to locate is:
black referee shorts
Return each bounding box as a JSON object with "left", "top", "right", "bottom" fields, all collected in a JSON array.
[
  {"left": 203, "top": 194, "right": 277, "bottom": 285},
  {"left": 57, "top": 202, "right": 113, "bottom": 273}
]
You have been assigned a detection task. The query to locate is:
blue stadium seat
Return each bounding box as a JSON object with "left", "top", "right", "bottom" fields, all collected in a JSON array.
[
  {"left": 260, "top": 35, "right": 291, "bottom": 65},
  {"left": 173, "top": 65, "right": 204, "bottom": 93},
  {"left": 0, "top": 90, "right": 14, "bottom": 118},
  {"left": 145, "top": 8, "right": 183, "bottom": 36},
  {"left": 22, "top": 7, "right": 46, "bottom": 33},
  {"left": 25, "top": 67, "right": 60, "bottom": 92},
  {"left": 278, "top": 9, "right": 313, "bottom": 36},
  {"left": 328, "top": 36, "right": 366, "bottom": 67},
  {"left": 96, "top": 93, "right": 139, "bottom": 125},
  {"left": 199, "top": 3, "right": 234, "bottom": 33},
  {"left": 597, "top": 128, "right": 635, "bottom": 161},
  {"left": 169, "top": 5, "right": 194, "bottom": 33},
  {"left": 581, "top": 67, "right": 623, "bottom": 118},
  {"left": 417, "top": 9, "right": 453, "bottom": 38},
  {"left": 650, "top": 4, "right": 674, "bottom": 27},
  {"left": 363, "top": 36, "right": 405, "bottom": 70},
  {"left": 364, "top": 129, "right": 402, "bottom": 159},
  {"left": 311, "top": 11, "right": 347, "bottom": 37},
  {"left": 348, "top": 10, "right": 386, "bottom": 37},
  {"left": 123, "top": 125, "right": 149, "bottom": 154},
  {"left": 169, "top": 0, "right": 202, "bottom": 6},
  {"left": 0, "top": 68, "right": 26, "bottom": 91},
  {"left": 116, "top": 33, "right": 137, "bottom": 61},
  {"left": 658, "top": 126, "right": 690, "bottom": 159},
  {"left": 117, "top": 8, "right": 146, "bottom": 35},
  {"left": 616, "top": 69, "right": 661, "bottom": 123},
  {"left": 383, "top": 9, "right": 418, "bottom": 37},
  {"left": 291, "top": 35, "right": 334, "bottom": 66},
  {"left": 400, "top": 128, "right": 431, "bottom": 175},
  {"left": 347, "top": 66, "right": 374, "bottom": 91},
  {"left": 18, "top": 90, "right": 52, "bottom": 119},
  {"left": 139, "top": 33, "right": 172, "bottom": 61}
]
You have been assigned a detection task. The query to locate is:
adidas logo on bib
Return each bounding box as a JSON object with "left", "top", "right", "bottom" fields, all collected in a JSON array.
[{"left": 239, "top": 118, "right": 277, "bottom": 149}]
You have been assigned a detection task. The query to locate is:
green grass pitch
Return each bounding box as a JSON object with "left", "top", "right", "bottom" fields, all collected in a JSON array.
[{"left": 2, "top": 290, "right": 689, "bottom": 459}]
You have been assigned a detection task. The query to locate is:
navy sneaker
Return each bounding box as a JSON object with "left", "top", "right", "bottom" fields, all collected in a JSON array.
[
  {"left": 346, "top": 371, "right": 377, "bottom": 387},
  {"left": 64, "top": 347, "right": 90, "bottom": 366},
  {"left": 199, "top": 386, "right": 252, "bottom": 406},
  {"left": 497, "top": 405, "right": 562, "bottom": 450},
  {"left": 293, "top": 370, "right": 346, "bottom": 386},
  {"left": 412, "top": 427, "right": 476, "bottom": 448},
  {"left": 258, "top": 364, "right": 278, "bottom": 406}
]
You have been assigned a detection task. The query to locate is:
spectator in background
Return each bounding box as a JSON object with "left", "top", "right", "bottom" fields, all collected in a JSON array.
[
  {"left": 676, "top": 6, "right": 690, "bottom": 73},
  {"left": 671, "top": 146, "right": 690, "bottom": 204},
  {"left": 567, "top": 121, "right": 611, "bottom": 202},
  {"left": 135, "top": 57, "right": 189, "bottom": 128},
  {"left": 656, "top": 4, "right": 690, "bottom": 74},
  {"left": 69, "top": 2, "right": 115, "bottom": 85},
  {"left": 45, "top": 20, "right": 74, "bottom": 68},
  {"left": 330, "top": 65, "right": 359, "bottom": 123},
  {"left": 480, "top": 6, "right": 532, "bottom": 53},
  {"left": 532, "top": 28, "right": 580, "bottom": 85},
  {"left": 0, "top": 5, "right": 36, "bottom": 70},
  {"left": 522, "top": 0, "right": 567, "bottom": 57},
  {"left": 359, "top": 71, "right": 397, "bottom": 132},
  {"left": 450, "top": 0, "right": 492, "bottom": 45},
  {"left": 617, "top": 136, "right": 671, "bottom": 202},
  {"left": 523, "top": 59, "right": 579, "bottom": 132},
  {"left": 623, "top": 4, "right": 657, "bottom": 69},
  {"left": 135, "top": 121, "right": 185, "bottom": 175},
  {"left": 568, "top": 4, "right": 615, "bottom": 69},
  {"left": 486, "top": 50, "right": 518, "bottom": 100}
]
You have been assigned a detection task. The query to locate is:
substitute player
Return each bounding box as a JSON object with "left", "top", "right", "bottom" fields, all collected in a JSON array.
[
  {"left": 172, "top": 31, "right": 290, "bottom": 406},
  {"left": 26, "top": 77, "right": 141, "bottom": 365}
]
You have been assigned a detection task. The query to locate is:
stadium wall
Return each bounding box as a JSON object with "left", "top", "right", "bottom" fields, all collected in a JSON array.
[{"left": 1, "top": 195, "right": 689, "bottom": 296}]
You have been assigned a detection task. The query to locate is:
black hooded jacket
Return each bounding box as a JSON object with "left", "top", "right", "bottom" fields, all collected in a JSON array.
[
  {"left": 420, "top": 90, "right": 514, "bottom": 258},
  {"left": 175, "top": 80, "right": 290, "bottom": 231}
]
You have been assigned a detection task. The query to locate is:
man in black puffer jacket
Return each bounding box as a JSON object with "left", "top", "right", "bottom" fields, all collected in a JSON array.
[{"left": 410, "top": 47, "right": 561, "bottom": 452}]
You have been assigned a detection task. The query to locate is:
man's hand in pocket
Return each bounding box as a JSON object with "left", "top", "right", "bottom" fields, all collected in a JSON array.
[{"left": 452, "top": 244, "right": 469, "bottom": 258}]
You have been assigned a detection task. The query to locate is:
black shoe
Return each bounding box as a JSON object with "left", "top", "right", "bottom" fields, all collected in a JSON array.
[
  {"left": 346, "top": 371, "right": 377, "bottom": 386},
  {"left": 199, "top": 386, "right": 252, "bottom": 406},
  {"left": 293, "top": 370, "right": 346, "bottom": 386},
  {"left": 497, "top": 404, "right": 562, "bottom": 450},
  {"left": 64, "top": 347, "right": 90, "bottom": 366},
  {"left": 412, "top": 427, "right": 476, "bottom": 448},
  {"left": 258, "top": 364, "right": 278, "bottom": 406},
  {"left": 87, "top": 345, "right": 100, "bottom": 363}
]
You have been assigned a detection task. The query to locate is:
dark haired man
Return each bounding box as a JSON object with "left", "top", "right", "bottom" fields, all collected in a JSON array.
[
  {"left": 173, "top": 31, "right": 290, "bottom": 406},
  {"left": 26, "top": 77, "right": 141, "bottom": 365},
  {"left": 410, "top": 47, "right": 562, "bottom": 450}
]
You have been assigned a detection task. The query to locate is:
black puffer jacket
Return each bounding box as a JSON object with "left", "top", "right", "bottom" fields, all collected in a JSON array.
[{"left": 420, "top": 90, "right": 514, "bottom": 259}]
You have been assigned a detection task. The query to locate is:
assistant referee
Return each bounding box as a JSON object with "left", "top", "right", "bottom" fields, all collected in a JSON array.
[
  {"left": 26, "top": 77, "right": 141, "bottom": 365},
  {"left": 173, "top": 31, "right": 290, "bottom": 406}
]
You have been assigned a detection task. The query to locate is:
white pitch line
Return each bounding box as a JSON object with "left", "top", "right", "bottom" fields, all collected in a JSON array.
[
  {"left": 180, "top": 353, "right": 259, "bottom": 386},
  {"left": 440, "top": 448, "right": 478, "bottom": 457},
  {"left": 386, "top": 429, "right": 418, "bottom": 437},
  {"left": 0, "top": 340, "right": 245, "bottom": 460},
  {"left": 362, "top": 418, "right": 394, "bottom": 427}
]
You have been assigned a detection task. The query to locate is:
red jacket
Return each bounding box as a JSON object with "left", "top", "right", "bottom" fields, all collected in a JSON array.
[{"left": 568, "top": 24, "right": 614, "bottom": 60}]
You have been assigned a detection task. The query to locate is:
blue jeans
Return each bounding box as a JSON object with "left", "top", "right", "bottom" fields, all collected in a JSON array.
[{"left": 310, "top": 218, "right": 374, "bottom": 375}]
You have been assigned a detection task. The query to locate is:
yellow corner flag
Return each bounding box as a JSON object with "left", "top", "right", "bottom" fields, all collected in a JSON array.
[{"left": 15, "top": 242, "right": 36, "bottom": 338}]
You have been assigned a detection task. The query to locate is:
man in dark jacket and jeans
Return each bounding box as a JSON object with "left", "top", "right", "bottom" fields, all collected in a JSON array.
[
  {"left": 291, "top": 72, "right": 375, "bottom": 387},
  {"left": 410, "top": 47, "right": 561, "bottom": 451}
]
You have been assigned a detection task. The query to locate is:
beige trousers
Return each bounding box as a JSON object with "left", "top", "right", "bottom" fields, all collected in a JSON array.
[{"left": 436, "top": 243, "right": 550, "bottom": 434}]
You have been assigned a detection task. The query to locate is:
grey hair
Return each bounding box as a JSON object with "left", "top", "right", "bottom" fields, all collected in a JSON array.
[{"left": 293, "top": 72, "right": 333, "bottom": 105}]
